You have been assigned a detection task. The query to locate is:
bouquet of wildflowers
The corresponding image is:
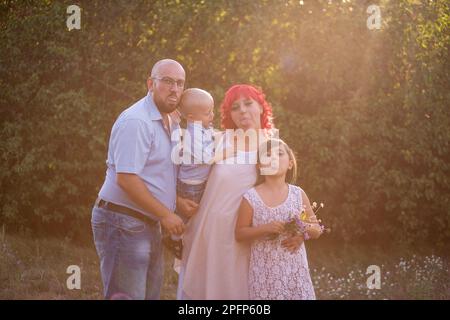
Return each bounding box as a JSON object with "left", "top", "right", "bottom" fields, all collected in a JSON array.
[{"left": 284, "top": 202, "right": 331, "bottom": 240}]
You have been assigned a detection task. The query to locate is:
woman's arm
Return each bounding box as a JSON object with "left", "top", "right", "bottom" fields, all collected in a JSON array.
[{"left": 235, "top": 198, "right": 284, "bottom": 242}]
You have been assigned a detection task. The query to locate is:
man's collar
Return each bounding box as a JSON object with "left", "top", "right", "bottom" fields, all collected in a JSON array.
[{"left": 146, "top": 91, "right": 163, "bottom": 121}]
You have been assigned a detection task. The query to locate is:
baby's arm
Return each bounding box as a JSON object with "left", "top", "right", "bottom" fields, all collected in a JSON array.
[
  {"left": 300, "top": 190, "right": 323, "bottom": 239},
  {"left": 235, "top": 198, "right": 284, "bottom": 242}
]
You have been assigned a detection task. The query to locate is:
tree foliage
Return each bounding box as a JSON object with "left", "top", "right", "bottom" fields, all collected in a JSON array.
[{"left": 0, "top": 0, "right": 448, "bottom": 246}]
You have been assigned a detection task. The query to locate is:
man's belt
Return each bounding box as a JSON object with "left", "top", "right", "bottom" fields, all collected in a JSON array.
[{"left": 96, "top": 198, "right": 158, "bottom": 226}]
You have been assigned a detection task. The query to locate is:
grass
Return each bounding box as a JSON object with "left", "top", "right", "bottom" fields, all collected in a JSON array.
[
  {"left": 306, "top": 241, "right": 450, "bottom": 299},
  {"left": 0, "top": 227, "right": 449, "bottom": 300},
  {"left": 0, "top": 229, "right": 178, "bottom": 300}
]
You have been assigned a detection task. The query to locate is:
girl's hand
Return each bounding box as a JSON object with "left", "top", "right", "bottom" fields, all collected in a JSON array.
[
  {"left": 262, "top": 221, "right": 285, "bottom": 236},
  {"left": 303, "top": 215, "right": 319, "bottom": 224},
  {"left": 281, "top": 234, "right": 304, "bottom": 253}
]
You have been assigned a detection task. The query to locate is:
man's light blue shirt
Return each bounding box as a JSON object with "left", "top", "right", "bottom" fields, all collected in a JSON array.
[{"left": 98, "top": 92, "right": 179, "bottom": 220}]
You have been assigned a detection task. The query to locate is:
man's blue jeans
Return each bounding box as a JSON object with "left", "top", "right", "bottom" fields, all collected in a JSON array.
[{"left": 91, "top": 205, "right": 163, "bottom": 300}]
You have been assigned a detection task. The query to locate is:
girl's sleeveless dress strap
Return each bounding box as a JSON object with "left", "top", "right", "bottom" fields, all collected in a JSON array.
[
  {"left": 242, "top": 188, "right": 259, "bottom": 209},
  {"left": 290, "top": 184, "right": 304, "bottom": 211}
]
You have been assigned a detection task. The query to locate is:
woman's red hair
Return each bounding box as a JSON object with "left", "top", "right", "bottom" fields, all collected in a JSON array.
[{"left": 220, "top": 84, "right": 274, "bottom": 130}]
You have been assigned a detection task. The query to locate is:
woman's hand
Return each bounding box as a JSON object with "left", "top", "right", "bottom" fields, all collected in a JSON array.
[
  {"left": 176, "top": 196, "right": 199, "bottom": 219},
  {"left": 281, "top": 234, "right": 304, "bottom": 253}
]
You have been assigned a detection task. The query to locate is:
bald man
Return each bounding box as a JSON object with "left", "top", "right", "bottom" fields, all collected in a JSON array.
[{"left": 91, "top": 59, "right": 198, "bottom": 300}]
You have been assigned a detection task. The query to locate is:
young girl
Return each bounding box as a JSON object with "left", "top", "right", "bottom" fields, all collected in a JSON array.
[{"left": 235, "top": 138, "right": 322, "bottom": 300}]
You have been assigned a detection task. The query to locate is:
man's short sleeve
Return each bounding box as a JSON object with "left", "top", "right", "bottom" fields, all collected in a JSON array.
[{"left": 111, "top": 119, "right": 153, "bottom": 174}]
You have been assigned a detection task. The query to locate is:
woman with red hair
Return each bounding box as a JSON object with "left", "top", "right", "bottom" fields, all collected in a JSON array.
[
  {"left": 220, "top": 84, "right": 274, "bottom": 131},
  {"left": 178, "top": 84, "right": 304, "bottom": 299}
]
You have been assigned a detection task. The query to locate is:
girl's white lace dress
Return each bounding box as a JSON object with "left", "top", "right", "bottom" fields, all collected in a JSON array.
[{"left": 243, "top": 184, "right": 316, "bottom": 300}]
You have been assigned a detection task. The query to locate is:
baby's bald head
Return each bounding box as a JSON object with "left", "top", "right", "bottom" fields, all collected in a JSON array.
[{"left": 179, "top": 88, "right": 214, "bottom": 127}]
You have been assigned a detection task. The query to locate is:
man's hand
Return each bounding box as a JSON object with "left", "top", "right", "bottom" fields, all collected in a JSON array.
[
  {"left": 161, "top": 213, "right": 185, "bottom": 235},
  {"left": 176, "top": 196, "right": 199, "bottom": 219},
  {"left": 281, "top": 234, "right": 304, "bottom": 253}
]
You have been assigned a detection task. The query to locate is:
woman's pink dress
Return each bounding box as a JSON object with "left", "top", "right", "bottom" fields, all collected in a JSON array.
[{"left": 179, "top": 150, "right": 257, "bottom": 299}]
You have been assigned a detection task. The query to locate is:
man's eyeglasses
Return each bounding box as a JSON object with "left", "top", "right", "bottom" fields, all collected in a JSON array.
[{"left": 152, "top": 76, "right": 185, "bottom": 89}]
